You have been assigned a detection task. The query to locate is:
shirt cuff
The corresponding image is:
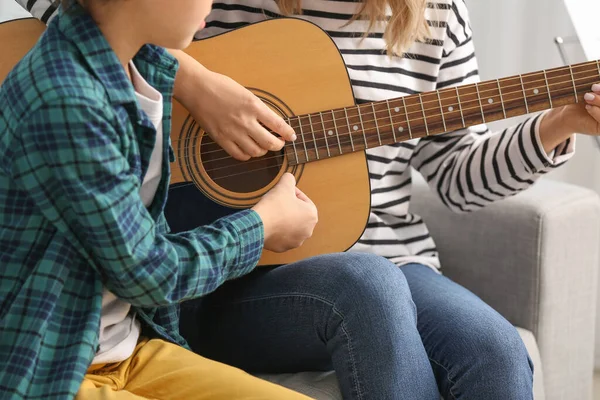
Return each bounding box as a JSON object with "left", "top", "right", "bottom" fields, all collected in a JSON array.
[
  {"left": 224, "top": 209, "right": 264, "bottom": 279},
  {"left": 523, "top": 111, "right": 576, "bottom": 173}
]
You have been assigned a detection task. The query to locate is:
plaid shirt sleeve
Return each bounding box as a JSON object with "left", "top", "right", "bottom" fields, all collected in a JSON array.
[{"left": 10, "top": 99, "right": 264, "bottom": 306}]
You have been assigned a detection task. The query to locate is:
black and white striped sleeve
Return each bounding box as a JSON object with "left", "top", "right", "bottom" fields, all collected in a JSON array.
[
  {"left": 410, "top": 0, "right": 574, "bottom": 213},
  {"left": 15, "top": 0, "right": 57, "bottom": 24}
]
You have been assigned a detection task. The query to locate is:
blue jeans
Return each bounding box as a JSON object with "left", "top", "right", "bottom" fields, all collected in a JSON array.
[{"left": 180, "top": 253, "right": 533, "bottom": 399}]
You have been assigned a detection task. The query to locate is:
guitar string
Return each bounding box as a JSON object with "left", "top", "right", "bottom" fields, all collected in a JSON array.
[
  {"left": 173, "top": 67, "right": 598, "bottom": 161},
  {"left": 171, "top": 77, "right": 597, "bottom": 173}
]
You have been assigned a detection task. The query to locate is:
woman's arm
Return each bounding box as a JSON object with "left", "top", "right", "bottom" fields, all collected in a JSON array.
[
  {"left": 540, "top": 93, "right": 600, "bottom": 152},
  {"left": 410, "top": 0, "right": 579, "bottom": 213},
  {"left": 14, "top": 0, "right": 57, "bottom": 23}
]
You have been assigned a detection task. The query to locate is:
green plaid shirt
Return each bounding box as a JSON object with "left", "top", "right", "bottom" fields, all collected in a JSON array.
[{"left": 0, "top": 5, "right": 264, "bottom": 399}]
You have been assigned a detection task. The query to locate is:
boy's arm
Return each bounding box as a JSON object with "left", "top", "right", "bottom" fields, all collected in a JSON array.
[
  {"left": 14, "top": 0, "right": 57, "bottom": 23},
  {"left": 10, "top": 100, "right": 264, "bottom": 307}
]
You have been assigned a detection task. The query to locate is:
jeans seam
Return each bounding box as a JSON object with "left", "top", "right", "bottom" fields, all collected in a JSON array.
[
  {"left": 339, "top": 319, "right": 364, "bottom": 400},
  {"left": 205, "top": 292, "right": 365, "bottom": 399},
  {"left": 203, "top": 292, "right": 340, "bottom": 306},
  {"left": 428, "top": 357, "right": 458, "bottom": 400}
]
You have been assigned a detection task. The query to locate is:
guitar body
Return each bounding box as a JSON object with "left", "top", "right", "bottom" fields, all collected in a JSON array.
[
  {"left": 168, "top": 19, "right": 370, "bottom": 265},
  {"left": 0, "top": 18, "right": 371, "bottom": 266}
]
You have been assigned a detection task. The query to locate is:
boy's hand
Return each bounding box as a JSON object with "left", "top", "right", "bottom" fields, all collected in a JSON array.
[{"left": 252, "top": 173, "right": 318, "bottom": 253}]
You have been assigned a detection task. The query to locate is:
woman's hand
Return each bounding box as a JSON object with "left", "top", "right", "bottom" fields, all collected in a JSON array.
[
  {"left": 169, "top": 49, "right": 296, "bottom": 161},
  {"left": 539, "top": 83, "right": 600, "bottom": 153},
  {"left": 581, "top": 83, "right": 600, "bottom": 134}
]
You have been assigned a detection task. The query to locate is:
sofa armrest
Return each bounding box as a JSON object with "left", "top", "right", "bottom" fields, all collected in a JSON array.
[{"left": 409, "top": 175, "right": 600, "bottom": 400}]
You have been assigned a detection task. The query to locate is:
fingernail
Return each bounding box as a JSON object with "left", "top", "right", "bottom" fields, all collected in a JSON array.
[
  {"left": 291, "top": 134, "right": 297, "bottom": 141},
  {"left": 586, "top": 104, "right": 593, "bottom": 110},
  {"left": 584, "top": 93, "right": 595, "bottom": 101},
  {"left": 592, "top": 84, "right": 600, "bottom": 93}
]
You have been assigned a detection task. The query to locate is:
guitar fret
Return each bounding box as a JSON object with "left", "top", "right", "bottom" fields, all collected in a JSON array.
[
  {"left": 307, "top": 114, "right": 319, "bottom": 160},
  {"left": 371, "top": 103, "right": 382, "bottom": 145},
  {"left": 496, "top": 79, "right": 507, "bottom": 119},
  {"left": 401, "top": 97, "right": 413, "bottom": 139},
  {"left": 298, "top": 116, "right": 309, "bottom": 162},
  {"left": 319, "top": 111, "right": 331, "bottom": 157},
  {"left": 355, "top": 106, "right": 368, "bottom": 148},
  {"left": 542, "top": 70, "right": 553, "bottom": 108},
  {"left": 344, "top": 107, "right": 356, "bottom": 151},
  {"left": 331, "top": 110, "right": 343, "bottom": 154},
  {"left": 455, "top": 87, "right": 465, "bottom": 127},
  {"left": 418, "top": 93, "right": 429, "bottom": 136},
  {"left": 568, "top": 65, "right": 578, "bottom": 103},
  {"left": 475, "top": 83, "right": 486, "bottom": 123},
  {"left": 518, "top": 74, "right": 530, "bottom": 114},
  {"left": 436, "top": 91, "right": 447, "bottom": 131},
  {"left": 385, "top": 99, "right": 398, "bottom": 142}
]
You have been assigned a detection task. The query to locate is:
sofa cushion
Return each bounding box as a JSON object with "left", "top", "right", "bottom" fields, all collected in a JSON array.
[{"left": 256, "top": 327, "right": 544, "bottom": 400}]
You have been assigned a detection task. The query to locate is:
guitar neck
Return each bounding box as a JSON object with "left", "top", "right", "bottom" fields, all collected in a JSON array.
[{"left": 285, "top": 59, "right": 600, "bottom": 165}]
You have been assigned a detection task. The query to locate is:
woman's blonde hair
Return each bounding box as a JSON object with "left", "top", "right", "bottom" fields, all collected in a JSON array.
[{"left": 276, "top": 0, "right": 429, "bottom": 56}]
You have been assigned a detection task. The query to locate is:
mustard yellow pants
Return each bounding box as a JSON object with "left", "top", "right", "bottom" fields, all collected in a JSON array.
[{"left": 76, "top": 338, "right": 313, "bottom": 399}]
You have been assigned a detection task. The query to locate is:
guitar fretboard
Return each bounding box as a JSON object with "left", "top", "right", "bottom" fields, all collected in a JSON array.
[{"left": 284, "top": 59, "right": 600, "bottom": 165}]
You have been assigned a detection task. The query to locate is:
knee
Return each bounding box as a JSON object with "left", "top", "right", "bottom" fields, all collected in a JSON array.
[
  {"left": 471, "top": 321, "right": 533, "bottom": 382},
  {"left": 318, "top": 253, "right": 415, "bottom": 315},
  {"left": 443, "top": 319, "right": 533, "bottom": 398}
]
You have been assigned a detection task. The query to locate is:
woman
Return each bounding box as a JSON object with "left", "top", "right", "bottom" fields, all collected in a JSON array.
[{"left": 182, "top": 2, "right": 600, "bottom": 399}]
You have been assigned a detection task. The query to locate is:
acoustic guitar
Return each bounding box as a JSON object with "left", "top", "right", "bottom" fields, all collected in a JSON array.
[{"left": 1, "top": 17, "right": 599, "bottom": 265}]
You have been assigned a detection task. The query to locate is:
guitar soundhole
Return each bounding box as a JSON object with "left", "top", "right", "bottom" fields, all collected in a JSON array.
[{"left": 200, "top": 136, "right": 284, "bottom": 193}]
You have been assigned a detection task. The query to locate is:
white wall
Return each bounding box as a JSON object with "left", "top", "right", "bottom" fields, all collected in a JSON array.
[{"left": 466, "top": 0, "right": 600, "bottom": 366}]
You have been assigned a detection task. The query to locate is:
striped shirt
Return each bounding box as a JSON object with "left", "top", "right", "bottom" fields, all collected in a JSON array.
[{"left": 18, "top": 0, "right": 575, "bottom": 271}]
